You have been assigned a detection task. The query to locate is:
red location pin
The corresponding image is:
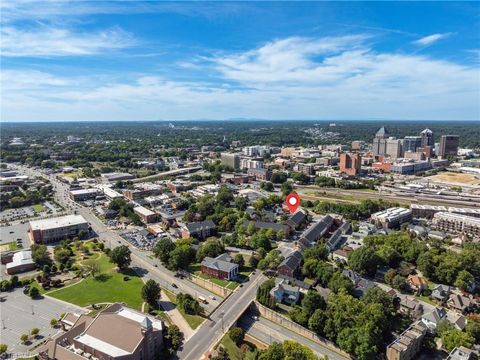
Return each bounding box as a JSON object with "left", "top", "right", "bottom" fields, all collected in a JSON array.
[{"left": 285, "top": 193, "right": 300, "bottom": 214}]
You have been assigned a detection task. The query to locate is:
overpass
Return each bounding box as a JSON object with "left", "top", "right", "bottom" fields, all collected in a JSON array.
[{"left": 131, "top": 166, "right": 202, "bottom": 183}]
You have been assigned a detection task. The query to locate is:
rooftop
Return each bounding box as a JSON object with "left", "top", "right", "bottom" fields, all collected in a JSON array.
[{"left": 30, "top": 214, "right": 88, "bottom": 231}]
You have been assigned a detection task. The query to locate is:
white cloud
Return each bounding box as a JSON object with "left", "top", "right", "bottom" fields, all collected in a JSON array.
[
  {"left": 0, "top": 25, "right": 135, "bottom": 57},
  {"left": 2, "top": 36, "right": 479, "bottom": 121},
  {"left": 414, "top": 33, "right": 451, "bottom": 46}
]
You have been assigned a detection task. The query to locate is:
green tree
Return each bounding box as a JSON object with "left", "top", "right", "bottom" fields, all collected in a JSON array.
[
  {"left": 348, "top": 246, "right": 381, "bottom": 277},
  {"left": 141, "top": 279, "right": 161, "bottom": 307},
  {"left": 302, "top": 290, "right": 326, "bottom": 317},
  {"left": 196, "top": 238, "right": 224, "bottom": 262},
  {"left": 0, "top": 344, "right": 7, "bottom": 355},
  {"left": 50, "top": 318, "right": 58, "bottom": 327},
  {"left": 29, "top": 286, "right": 40, "bottom": 298},
  {"left": 328, "top": 271, "right": 354, "bottom": 294},
  {"left": 228, "top": 327, "right": 245, "bottom": 346},
  {"left": 83, "top": 259, "right": 100, "bottom": 277},
  {"left": 281, "top": 182, "right": 293, "bottom": 196},
  {"left": 232, "top": 254, "right": 245, "bottom": 267},
  {"left": 109, "top": 245, "right": 131, "bottom": 270},
  {"left": 441, "top": 329, "right": 475, "bottom": 352},
  {"left": 165, "top": 325, "right": 182, "bottom": 354},
  {"left": 308, "top": 309, "right": 326, "bottom": 335},
  {"left": 168, "top": 245, "right": 196, "bottom": 270},
  {"left": 454, "top": 270, "right": 474, "bottom": 291},
  {"left": 31, "top": 244, "right": 52, "bottom": 267},
  {"left": 31, "top": 328, "right": 40, "bottom": 337},
  {"left": 153, "top": 238, "right": 175, "bottom": 264},
  {"left": 392, "top": 275, "right": 406, "bottom": 291},
  {"left": 20, "top": 334, "right": 28, "bottom": 344}
]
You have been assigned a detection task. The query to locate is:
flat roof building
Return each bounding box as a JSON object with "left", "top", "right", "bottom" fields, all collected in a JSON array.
[
  {"left": 371, "top": 208, "right": 412, "bottom": 229},
  {"left": 5, "top": 249, "right": 36, "bottom": 275},
  {"left": 432, "top": 212, "right": 480, "bottom": 239},
  {"left": 133, "top": 206, "right": 157, "bottom": 224},
  {"left": 29, "top": 214, "right": 89, "bottom": 244}
]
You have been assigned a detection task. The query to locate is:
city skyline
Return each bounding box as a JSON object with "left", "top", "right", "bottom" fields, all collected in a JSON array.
[{"left": 1, "top": 1, "right": 480, "bottom": 122}]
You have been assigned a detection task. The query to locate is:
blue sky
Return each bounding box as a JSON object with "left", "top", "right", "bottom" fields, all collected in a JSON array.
[{"left": 1, "top": 1, "right": 479, "bottom": 121}]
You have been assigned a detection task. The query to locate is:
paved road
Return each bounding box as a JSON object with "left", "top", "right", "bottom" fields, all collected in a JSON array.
[
  {"left": 159, "top": 292, "right": 195, "bottom": 340},
  {"left": 178, "top": 272, "right": 267, "bottom": 360},
  {"left": 131, "top": 166, "right": 201, "bottom": 183},
  {"left": 238, "top": 314, "right": 350, "bottom": 360}
]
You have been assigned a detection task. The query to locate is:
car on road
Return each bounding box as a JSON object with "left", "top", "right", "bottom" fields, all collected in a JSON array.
[{"left": 171, "top": 283, "right": 178, "bottom": 288}]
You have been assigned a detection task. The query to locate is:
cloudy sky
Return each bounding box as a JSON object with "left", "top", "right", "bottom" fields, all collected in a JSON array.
[{"left": 1, "top": 1, "right": 479, "bottom": 122}]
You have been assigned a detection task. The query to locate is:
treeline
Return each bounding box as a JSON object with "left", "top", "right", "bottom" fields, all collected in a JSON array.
[{"left": 313, "top": 199, "right": 399, "bottom": 220}]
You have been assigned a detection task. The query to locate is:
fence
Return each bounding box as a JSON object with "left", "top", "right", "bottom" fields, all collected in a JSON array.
[{"left": 251, "top": 301, "right": 353, "bottom": 359}]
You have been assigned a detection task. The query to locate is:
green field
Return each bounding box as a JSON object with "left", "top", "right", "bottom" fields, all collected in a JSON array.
[
  {"left": 219, "top": 334, "right": 258, "bottom": 360},
  {"left": 2, "top": 241, "right": 23, "bottom": 251},
  {"left": 163, "top": 290, "right": 205, "bottom": 329},
  {"left": 190, "top": 262, "right": 251, "bottom": 290},
  {"left": 31, "top": 203, "right": 46, "bottom": 212},
  {"left": 46, "top": 252, "right": 144, "bottom": 310}
]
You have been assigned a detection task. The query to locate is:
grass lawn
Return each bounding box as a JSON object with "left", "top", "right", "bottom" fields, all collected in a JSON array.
[
  {"left": 2, "top": 241, "right": 23, "bottom": 251},
  {"left": 31, "top": 203, "right": 46, "bottom": 212},
  {"left": 191, "top": 263, "right": 252, "bottom": 290},
  {"left": 163, "top": 290, "right": 205, "bottom": 330},
  {"left": 219, "top": 334, "right": 258, "bottom": 360},
  {"left": 46, "top": 252, "right": 145, "bottom": 310}
]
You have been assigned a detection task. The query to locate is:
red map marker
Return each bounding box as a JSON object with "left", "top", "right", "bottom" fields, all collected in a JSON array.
[{"left": 285, "top": 193, "right": 300, "bottom": 214}]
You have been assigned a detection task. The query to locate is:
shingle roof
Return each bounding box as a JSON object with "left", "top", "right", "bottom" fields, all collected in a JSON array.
[
  {"left": 201, "top": 253, "right": 239, "bottom": 273},
  {"left": 185, "top": 220, "right": 216, "bottom": 233},
  {"left": 278, "top": 251, "right": 302, "bottom": 271},
  {"left": 300, "top": 215, "right": 334, "bottom": 244},
  {"left": 242, "top": 220, "right": 289, "bottom": 233},
  {"left": 287, "top": 210, "right": 306, "bottom": 227}
]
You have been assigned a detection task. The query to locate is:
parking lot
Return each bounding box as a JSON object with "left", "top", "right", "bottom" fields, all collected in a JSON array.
[
  {"left": 0, "top": 222, "right": 31, "bottom": 249},
  {"left": 121, "top": 229, "right": 163, "bottom": 250},
  {"left": 0, "top": 288, "right": 86, "bottom": 355}
]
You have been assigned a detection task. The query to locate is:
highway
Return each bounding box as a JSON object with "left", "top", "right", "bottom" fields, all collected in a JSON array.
[
  {"left": 178, "top": 272, "right": 267, "bottom": 360},
  {"left": 131, "top": 166, "right": 202, "bottom": 183},
  {"left": 238, "top": 314, "right": 350, "bottom": 360},
  {"left": 12, "top": 165, "right": 222, "bottom": 313}
]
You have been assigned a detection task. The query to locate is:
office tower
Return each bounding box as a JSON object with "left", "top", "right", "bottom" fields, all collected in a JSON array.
[
  {"left": 403, "top": 136, "right": 422, "bottom": 153},
  {"left": 439, "top": 135, "right": 459, "bottom": 158},
  {"left": 386, "top": 138, "right": 403, "bottom": 159},
  {"left": 220, "top": 152, "right": 240, "bottom": 169},
  {"left": 420, "top": 129, "right": 434, "bottom": 147},
  {"left": 339, "top": 153, "right": 362, "bottom": 176},
  {"left": 372, "top": 126, "right": 389, "bottom": 156}
]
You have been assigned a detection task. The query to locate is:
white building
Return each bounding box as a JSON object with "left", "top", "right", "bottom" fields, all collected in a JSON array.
[
  {"left": 432, "top": 212, "right": 480, "bottom": 239},
  {"left": 371, "top": 208, "right": 412, "bottom": 229}
]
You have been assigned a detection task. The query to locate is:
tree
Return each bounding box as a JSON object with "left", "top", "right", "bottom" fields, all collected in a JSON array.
[
  {"left": 384, "top": 268, "right": 397, "bottom": 285},
  {"left": 466, "top": 318, "right": 480, "bottom": 343},
  {"left": 392, "top": 275, "right": 406, "bottom": 291},
  {"left": 153, "top": 238, "right": 175, "bottom": 264},
  {"left": 20, "top": 334, "right": 28, "bottom": 344},
  {"left": 441, "top": 329, "right": 475, "bottom": 352},
  {"left": 31, "top": 244, "right": 52, "bottom": 267},
  {"left": 110, "top": 245, "right": 131, "bottom": 270},
  {"left": 31, "top": 328, "right": 40, "bottom": 337},
  {"left": 348, "top": 246, "right": 381, "bottom": 277},
  {"left": 302, "top": 291, "right": 326, "bottom": 317},
  {"left": 455, "top": 270, "right": 474, "bottom": 291},
  {"left": 177, "top": 293, "right": 201, "bottom": 315},
  {"left": 228, "top": 327, "right": 245, "bottom": 346},
  {"left": 50, "top": 318, "right": 58, "bottom": 327},
  {"left": 0, "top": 344, "right": 7, "bottom": 355},
  {"left": 29, "top": 286, "right": 40, "bottom": 298},
  {"left": 83, "top": 259, "right": 100, "bottom": 277},
  {"left": 168, "top": 245, "right": 196, "bottom": 270},
  {"left": 258, "top": 342, "right": 284, "bottom": 360},
  {"left": 308, "top": 309, "right": 326, "bottom": 335},
  {"left": 302, "top": 258, "right": 319, "bottom": 278},
  {"left": 141, "top": 280, "right": 161, "bottom": 307},
  {"left": 328, "top": 271, "right": 354, "bottom": 294},
  {"left": 233, "top": 254, "right": 245, "bottom": 267},
  {"left": 281, "top": 182, "right": 293, "bottom": 196},
  {"left": 165, "top": 325, "right": 182, "bottom": 354},
  {"left": 196, "top": 238, "right": 224, "bottom": 262},
  {"left": 256, "top": 279, "right": 276, "bottom": 308}
]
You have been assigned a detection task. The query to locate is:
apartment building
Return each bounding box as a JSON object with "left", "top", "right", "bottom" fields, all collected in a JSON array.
[
  {"left": 339, "top": 153, "right": 361, "bottom": 176},
  {"left": 220, "top": 152, "right": 241, "bottom": 169},
  {"left": 439, "top": 135, "right": 459, "bottom": 158},
  {"left": 386, "top": 321, "right": 427, "bottom": 360},
  {"left": 371, "top": 208, "right": 412, "bottom": 229},
  {"left": 432, "top": 212, "right": 480, "bottom": 238}
]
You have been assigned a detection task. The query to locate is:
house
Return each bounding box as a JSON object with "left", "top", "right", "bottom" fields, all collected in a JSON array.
[
  {"left": 447, "top": 312, "right": 466, "bottom": 331},
  {"left": 331, "top": 246, "right": 353, "bottom": 263},
  {"left": 407, "top": 274, "right": 428, "bottom": 294},
  {"left": 431, "top": 284, "right": 451, "bottom": 303},
  {"left": 277, "top": 251, "right": 302, "bottom": 278},
  {"left": 269, "top": 278, "right": 300, "bottom": 305},
  {"left": 286, "top": 210, "right": 306, "bottom": 230},
  {"left": 181, "top": 220, "right": 216, "bottom": 239},
  {"left": 422, "top": 307, "right": 447, "bottom": 330},
  {"left": 38, "top": 303, "right": 163, "bottom": 360},
  {"left": 201, "top": 253, "right": 239, "bottom": 280},
  {"left": 398, "top": 296, "right": 423, "bottom": 320},
  {"left": 341, "top": 269, "right": 375, "bottom": 297},
  {"left": 446, "top": 346, "right": 474, "bottom": 360},
  {"left": 447, "top": 293, "right": 476, "bottom": 313}
]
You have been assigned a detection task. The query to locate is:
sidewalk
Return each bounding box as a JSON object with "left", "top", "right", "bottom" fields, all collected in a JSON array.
[{"left": 159, "top": 292, "right": 195, "bottom": 340}]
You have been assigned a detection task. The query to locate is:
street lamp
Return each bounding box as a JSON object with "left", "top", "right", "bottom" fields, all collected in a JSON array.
[{"left": 220, "top": 310, "right": 225, "bottom": 331}]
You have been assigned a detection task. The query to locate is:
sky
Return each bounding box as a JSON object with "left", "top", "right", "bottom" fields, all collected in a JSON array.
[{"left": 1, "top": 1, "right": 479, "bottom": 122}]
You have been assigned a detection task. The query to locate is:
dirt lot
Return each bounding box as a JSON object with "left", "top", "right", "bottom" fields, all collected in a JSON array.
[{"left": 427, "top": 172, "right": 480, "bottom": 186}]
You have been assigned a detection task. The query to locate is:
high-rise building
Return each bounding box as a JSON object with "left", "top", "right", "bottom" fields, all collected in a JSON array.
[
  {"left": 372, "top": 126, "right": 389, "bottom": 156},
  {"left": 339, "top": 153, "right": 362, "bottom": 176},
  {"left": 403, "top": 136, "right": 422, "bottom": 153},
  {"left": 386, "top": 138, "right": 403, "bottom": 159},
  {"left": 439, "top": 135, "right": 459, "bottom": 158},
  {"left": 420, "top": 129, "right": 434, "bottom": 147},
  {"left": 220, "top": 153, "right": 240, "bottom": 169}
]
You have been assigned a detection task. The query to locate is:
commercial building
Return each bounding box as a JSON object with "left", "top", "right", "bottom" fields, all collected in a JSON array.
[
  {"left": 240, "top": 158, "right": 264, "bottom": 170},
  {"left": 5, "top": 249, "right": 36, "bottom": 275},
  {"left": 69, "top": 188, "right": 100, "bottom": 201},
  {"left": 247, "top": 168, "right": 271, "bottom": 181},
  {"left": 38, "top": 303, "right": 163, "bottom": 360},
  {"left": 420, "top": 129, "right": 434, "bottom": 147},
  {"left": 386, "top": 138, "right": 403, "bottom": 159},
  {"left": 339, "top": 153, "right": 361, "bottom": 176},
  {"left": 201, "top": 253, "right": 239, "bottom": 280},
  {"left": 181, "top": 220, "right": 216, "bottom": 239},
  {"left": 296, "top": 163, "right": 315, "bottom": 176},
  {"left": 371, "top": 208, "right": 412, "bottom": 229},
  {"left": 391, "top": 161, "right": 431, "bottom": 175},
  {"left": 242, "top": 145, "right": 270, "bottom": 157},
  {"left": 101, "top": 172, "right": 135, "bottom": 182},
  {"left": 439, "top": 135, "right": 459, "bottom": 158},
  {"left": 133, "top": 206, "right": 157, "bottom": 224},
  {"left": 29, "top": 215, "right": 89, "bottom": 243},
  {"left": 351, "top": 140, "right": 365, "bottom": 150},
  {"left": 372, "top": 126, "right": 389, "bottom": 156},
  {"left": 432, "top": 212, "right": 480, "bottom": 238},
  {"left": 220, "top": 153, "right": 241, "bottom": 169},
  {"left": 403, "top": 136, "right": 422, "bottom": 153},
  {"left": 411, "top": 204, "right": 447, "bottom": 219},
  {"left": 386, "top": 321, "right": 427, "bottom": 360}
]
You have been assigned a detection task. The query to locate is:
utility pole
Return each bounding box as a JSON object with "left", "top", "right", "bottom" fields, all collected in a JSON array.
[{"left": 220, "top": 310, "right": 225, "bottom": 331}]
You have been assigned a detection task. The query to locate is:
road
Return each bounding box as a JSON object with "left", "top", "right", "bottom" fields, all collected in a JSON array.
[
  {"left": 178, "top": 272, "right": 267, "bottom": 360},
  {"left": 238, "top": 314, "right": 350, "bottom": 360},
  {"left": 12, "top": 165, "right": 221, "bottom": 314},
  {"left": 131, "top": 166, "right": 201, "bottom": 183}
]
